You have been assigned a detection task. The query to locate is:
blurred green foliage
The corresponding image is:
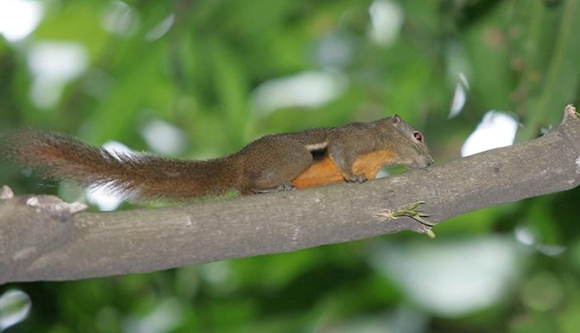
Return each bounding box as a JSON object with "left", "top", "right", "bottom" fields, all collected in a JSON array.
[{"left": 1, "top": 0, "right": 580, "bottom": 332}]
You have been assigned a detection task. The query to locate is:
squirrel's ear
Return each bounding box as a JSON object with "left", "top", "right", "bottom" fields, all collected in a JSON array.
[{"left": 392, "top": 114, "right": 401, "bottom": 124}]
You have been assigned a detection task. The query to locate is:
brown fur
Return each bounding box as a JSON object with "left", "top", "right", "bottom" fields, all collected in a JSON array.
[
  {"left": 0, "top": 116, "right": 433, "bottom": 201},
  {"left": 1, "top": 130, "right": 240, "bottom": 201}
]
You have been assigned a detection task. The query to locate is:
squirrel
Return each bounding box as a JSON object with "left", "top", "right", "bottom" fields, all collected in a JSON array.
[{"left": 0, "top": 115, "right": 434, "bottom": 201}]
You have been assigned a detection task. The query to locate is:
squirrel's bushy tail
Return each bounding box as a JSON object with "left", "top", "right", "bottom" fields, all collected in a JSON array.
[{"left": 0, "top": 129, "right": 238, "bottom": 201}]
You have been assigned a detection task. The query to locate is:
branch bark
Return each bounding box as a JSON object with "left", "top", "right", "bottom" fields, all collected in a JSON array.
[{"left": 2, "top": 106, "right": 580, "bottom": 284}]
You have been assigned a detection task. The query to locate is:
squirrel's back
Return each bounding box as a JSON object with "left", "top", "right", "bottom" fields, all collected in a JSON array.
[
  {"left": 0, "top": 129, "right": 240, "bottom": 201},
  {"left": 1, "top": 116, "right": 433, "bottom": 201}
]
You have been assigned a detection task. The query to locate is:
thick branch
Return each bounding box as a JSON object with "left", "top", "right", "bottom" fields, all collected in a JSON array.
[{"left": 2, "top": 106, "right": 580, "bottom": 284}]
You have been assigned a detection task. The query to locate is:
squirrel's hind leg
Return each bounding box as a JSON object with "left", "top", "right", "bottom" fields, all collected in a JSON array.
[
  {"left": 252, "top": 182, "right": 296, "bottom": 194},
  {"left": 248, "top": 141, "right": 313, "bottom": 194}
]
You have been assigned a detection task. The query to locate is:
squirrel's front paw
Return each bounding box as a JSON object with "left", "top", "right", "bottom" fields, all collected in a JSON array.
[{"left": 346, "top": 174, "right": 367, "bottom": 184}]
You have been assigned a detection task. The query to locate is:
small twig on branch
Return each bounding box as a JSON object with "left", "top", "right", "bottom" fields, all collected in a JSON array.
[{"left": 1, "top": 105, "right": 580, "bottom": 284}]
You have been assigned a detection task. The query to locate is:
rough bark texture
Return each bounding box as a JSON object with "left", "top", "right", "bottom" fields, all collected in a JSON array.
[{"left": 1, "top": 106, "right": 580, "bottom": 284}]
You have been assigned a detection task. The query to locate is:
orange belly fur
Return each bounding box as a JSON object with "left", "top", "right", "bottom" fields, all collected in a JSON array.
[{"left": 292, "top": 149, "right": 395, "bottom": 189}]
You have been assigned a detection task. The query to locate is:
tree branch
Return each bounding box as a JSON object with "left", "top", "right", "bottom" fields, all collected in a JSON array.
[{"left": 2, "top": 106, "right": 580, "bottom": 284}]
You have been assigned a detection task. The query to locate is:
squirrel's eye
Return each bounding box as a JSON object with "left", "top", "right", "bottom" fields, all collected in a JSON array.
[{"left": 413, "top": 132, "right": 423, "bottom": 142}]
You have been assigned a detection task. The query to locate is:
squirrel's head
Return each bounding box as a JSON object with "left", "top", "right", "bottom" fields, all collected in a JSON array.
[{"left": 382, "top": 115, "right": 434, "bottom": 169}]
